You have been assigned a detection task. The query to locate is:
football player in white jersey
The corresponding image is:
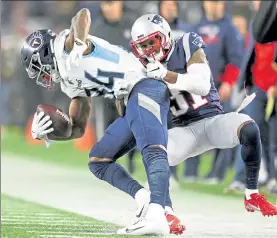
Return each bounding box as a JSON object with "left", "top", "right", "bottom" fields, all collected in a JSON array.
[{"left": 21, "top": 8, "right": 186, "bottom": 236}]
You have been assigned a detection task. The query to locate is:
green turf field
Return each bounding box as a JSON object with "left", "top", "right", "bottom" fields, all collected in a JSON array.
[
  {"left": 1, "top": 195, "right": 159, "bottom": 238},
  {"left": 2, "top": 127, "right": 275, "bottom": 202},
  {"left": 1, "top": 127, "right": 220, "bottom": 183}
]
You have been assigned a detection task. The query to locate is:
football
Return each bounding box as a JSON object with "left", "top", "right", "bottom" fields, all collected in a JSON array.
[{"left": 36, "top": 104, "right": 72, "bottom": 139}]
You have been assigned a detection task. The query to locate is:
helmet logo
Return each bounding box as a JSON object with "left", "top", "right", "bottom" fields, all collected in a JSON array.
[
  {"left": 151, "top": 15, "right": 163, "bottom": 25},
  {"left": 28, "top": 32, "right": 44, "bottom": 50}
]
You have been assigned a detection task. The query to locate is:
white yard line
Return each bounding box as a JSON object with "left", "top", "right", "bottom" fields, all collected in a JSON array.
[
  {"left": 1, "top": 219, "right": 103, "bottom": 224},
  {"left": 2, "top": 155, "right": 277, "bottom": 238}
]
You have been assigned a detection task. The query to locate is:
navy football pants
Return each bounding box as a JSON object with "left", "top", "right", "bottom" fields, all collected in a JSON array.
[{"left": 89, "top": 79, "right": 172, "bottom": 206}]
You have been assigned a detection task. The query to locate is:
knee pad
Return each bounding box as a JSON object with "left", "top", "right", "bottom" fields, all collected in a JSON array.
[
  {"left": 88, "top": 161, "right": 111, "bottom": 180},
  {"left": 239, "top": 122, "right": 261, "bottom": 146},
  {"left": 142, "top": 146, "right": 170, "bottom": 175}
]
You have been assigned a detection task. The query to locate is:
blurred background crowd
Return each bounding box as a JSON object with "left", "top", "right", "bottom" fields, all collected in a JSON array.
[{"left": 1, "top": 1, "right": 277, "bottom": 195}]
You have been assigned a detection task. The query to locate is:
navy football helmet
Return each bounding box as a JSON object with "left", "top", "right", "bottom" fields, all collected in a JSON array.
[{"left": 21, "top": 29, "right": 61, "bottom": 90}]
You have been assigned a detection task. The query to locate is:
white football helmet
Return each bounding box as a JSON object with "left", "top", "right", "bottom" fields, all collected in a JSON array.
[{"left": 130, "top": 14, "right": 173, "bottom": 63}]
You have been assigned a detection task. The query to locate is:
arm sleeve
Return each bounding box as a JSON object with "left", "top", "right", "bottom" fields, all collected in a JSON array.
[
  {"left": 182, "top": 32, "right": 206, "bottom": 63},
  {"left": 221, "top": 24, "right": 244, "bottom": 85}
]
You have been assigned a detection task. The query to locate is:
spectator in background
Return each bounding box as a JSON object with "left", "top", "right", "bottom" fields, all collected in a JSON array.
[
  {"left": 75, "top": 1, "right": 101, "bottom": 20},
  {"left": 184, "top": 0, "right": 244, "bottom": 183},
  {"left": 1, "top": 36, "right": 17, "bottom": 126},
  {"left": 90, "top": 1, "right": 136, "bottom": 49},
  {"left": 159, "top": 0, "right": 188, "bottom": 39},
  {"left": 232, "top": 15, "right": 250, "bottom": 49},
  {"left": 226, "top": 0, "right": 277, "bottom": 195}
]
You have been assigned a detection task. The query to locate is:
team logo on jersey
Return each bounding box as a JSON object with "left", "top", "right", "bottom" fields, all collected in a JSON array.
[
  {"left": 192, "top": 36, "right": 205, "bottom": 48},
  {"left": 28, "top": 32, "right": 44, "bottom": 50}
]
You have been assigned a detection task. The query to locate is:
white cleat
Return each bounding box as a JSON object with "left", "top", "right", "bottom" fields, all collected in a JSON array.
[
  {"left": 117, "top": 203, "right": 170, "bottom": 235},
  {"left": 117, "top": 214, "right": 170, "bottom": 235}
]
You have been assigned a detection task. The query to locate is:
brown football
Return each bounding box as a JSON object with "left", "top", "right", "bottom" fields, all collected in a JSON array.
[{"left": 36, "top": 104, "right": 72, "bottom": 139}]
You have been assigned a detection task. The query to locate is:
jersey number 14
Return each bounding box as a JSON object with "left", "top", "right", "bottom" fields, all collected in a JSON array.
[{"left": 170, "top": 90, "right": 208, "bottom": 116}]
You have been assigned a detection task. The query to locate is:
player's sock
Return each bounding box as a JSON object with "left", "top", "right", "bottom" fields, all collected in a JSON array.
[
  {"left": 135, "top": 188, "right": 150, "bottom": 206},
  {"left": 142, "top": 146, "right": 170, "bottom": 207},
  {"left": 239, "top": 122, "right": 261, "bottom": 190},
  {"left": 165, "top": 206, "right": 175, "bottom": 215},
  {"left": 245, "top": 188, "right": 259, "bottom": 199},
  {"left": 88, "top": 161, "right": 143, "bottom": 198}
]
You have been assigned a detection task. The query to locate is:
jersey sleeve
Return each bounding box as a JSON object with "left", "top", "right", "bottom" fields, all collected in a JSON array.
[
  {"left": 60, "top": 80, "right": 88, "bottom": 99},
  {"left": 182, "top": 32, "right": 206, "bottom": 63}
]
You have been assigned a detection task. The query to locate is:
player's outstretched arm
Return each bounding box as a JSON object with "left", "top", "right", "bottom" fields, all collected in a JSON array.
[
  {"left": 64, "top": 8, "right": 91, "bottom": 53},
  {"left": 163, "top": 48, "right": 211, "bottom": 96},
  {"left": 48, "top": 97, "right": 91, "bottom": 141}
]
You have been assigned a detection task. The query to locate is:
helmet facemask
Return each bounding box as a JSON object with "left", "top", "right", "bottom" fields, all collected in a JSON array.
[
  {"left": 26, "top": 39, "right": 61, "bottom": 91},
  {"left": 131, "top": 31, "right": 172, "bottom": 63}
]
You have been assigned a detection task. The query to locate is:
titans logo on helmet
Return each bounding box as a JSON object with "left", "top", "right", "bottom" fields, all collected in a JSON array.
[{"left": 28, "top": 32, "right": 44, "bottom": 50}]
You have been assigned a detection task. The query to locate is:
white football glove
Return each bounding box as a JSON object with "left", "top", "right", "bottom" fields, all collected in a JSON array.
[
  {"left": 113, "top": 80, "right": 129, "bottom": 99},
  {"left": 146, "top": 61, "right": 167, "bottom": 80},
  {"left": 31, "top": 111, "right": 54, "bottom": 140},
  {"left": 66, "top": 38, "right": 88, "bottom": 71}
]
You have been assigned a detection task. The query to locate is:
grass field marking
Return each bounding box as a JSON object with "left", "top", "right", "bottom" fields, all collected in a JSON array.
[
  {"left": 2, "top": 215, "right": 86, "bottom": 220},
  {"left": 2, "top": 213, "right": 62, "bottom": 217},
  {"left": 2, "top": 218, "right": 103, "bottom": 223},
  {"left": 11, "top": 225, "right": 104, "bottom": 229},
  {"left": 27, "top": 230, "right": 116, "bottom": 235},
  {"left": 2, "top": 221, "right": 103, "bottom": 226},
  {"left": 39, "top": 236, "right": 92, "bottom": 238}
]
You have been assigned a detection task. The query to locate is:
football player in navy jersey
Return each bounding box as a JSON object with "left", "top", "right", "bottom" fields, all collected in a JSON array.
[{"left": 130, "top": 14, "right": 277, "bottom": 217}]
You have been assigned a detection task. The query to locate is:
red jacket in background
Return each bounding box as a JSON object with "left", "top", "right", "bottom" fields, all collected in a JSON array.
[{"left": 252, "top": 42, "right": 277, "bottom": 91}]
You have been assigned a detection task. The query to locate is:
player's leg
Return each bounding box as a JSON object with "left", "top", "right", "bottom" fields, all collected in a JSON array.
[
  {"left": 183, "top": 156, "right": 200, "bottom": 182},
  {"left": 127, "top": 149, "right": 136, "bottom": 174},
  {"left": 167, "top": 126, "right": 198, "bottom": 166},
  {"left": 205, "top": 112, "right": 277, "bottom": 216},
  {"left": 118, "top": 79, "right": 174, "bottom": 235},
  {"left": 88, "top": 117, "right": 148, "bottom": 203},
  {"left": 245, "top": 88, "right": 276, "bottom": 192},
  {"left": 224, "top": 145, "right": 246, "bottom": 194},
  {"left": 89, "top": 115, "right": 184, "bottom": 234}
]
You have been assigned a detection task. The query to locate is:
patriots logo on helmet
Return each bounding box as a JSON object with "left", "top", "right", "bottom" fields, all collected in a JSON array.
[
  {"left": 28, "top": 32, "right": 44, "bottom": 50},
  {"left": 151, "top": 15, "right": 163, "bottom": 25}
]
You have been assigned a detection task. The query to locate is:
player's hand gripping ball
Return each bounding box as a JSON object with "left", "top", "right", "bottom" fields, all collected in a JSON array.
[{"left": 36, "top": 104, "right": 72, "bottom": 139}]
